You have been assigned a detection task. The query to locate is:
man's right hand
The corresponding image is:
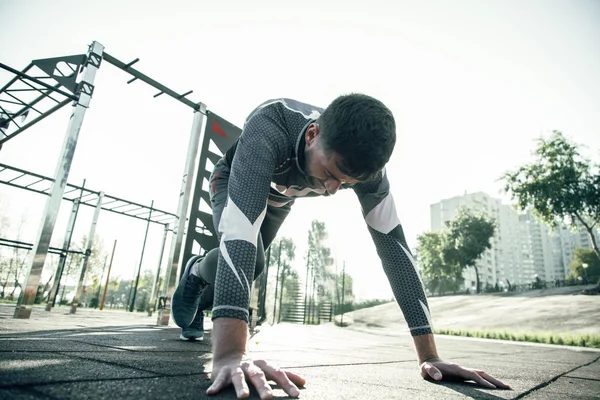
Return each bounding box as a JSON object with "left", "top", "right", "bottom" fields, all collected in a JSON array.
[
  {"left": 206, "top": 318, "right": 306, "bottom": 399},
  {"left": 207, "top": 355, "right": 305, "bottom": 399}
]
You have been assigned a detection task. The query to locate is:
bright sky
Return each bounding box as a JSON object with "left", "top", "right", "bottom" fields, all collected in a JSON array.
[{"left": 1, "top": 0, "right": 599, "bottom": 301}]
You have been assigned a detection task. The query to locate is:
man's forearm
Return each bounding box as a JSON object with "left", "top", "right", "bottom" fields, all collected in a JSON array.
[
  {"left": 413, "top": 333, "right": 440, "bottom": 364},
  {"left": 212, "top": 317, "right": 248, "bottom": 359}
]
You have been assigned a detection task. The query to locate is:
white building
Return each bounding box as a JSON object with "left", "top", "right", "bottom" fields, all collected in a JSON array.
[{"left": 429, "top": 191, "right": 598, "bottom": 291}]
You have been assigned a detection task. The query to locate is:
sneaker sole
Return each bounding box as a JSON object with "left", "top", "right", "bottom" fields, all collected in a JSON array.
[{"left": 179, "top": 333, "right": 204, "bottom": 341}]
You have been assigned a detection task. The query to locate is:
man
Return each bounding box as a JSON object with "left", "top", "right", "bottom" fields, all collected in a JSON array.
[{"left": 172, "top": 94, "right": 510, "bottom": 398}]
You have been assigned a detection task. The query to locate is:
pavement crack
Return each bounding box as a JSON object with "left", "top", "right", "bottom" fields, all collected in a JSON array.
[
  {"left": 58, "top": 352, "right": 167, "bottom": 376},
  {"left": 281, "top": 359, "right": 414, "bottom": 369},
  {"left": 66, "top": 339, "right": 137, "bottom": 352},
  {"left": 513, "top": 354, "right": 600, "bottom": 399}
]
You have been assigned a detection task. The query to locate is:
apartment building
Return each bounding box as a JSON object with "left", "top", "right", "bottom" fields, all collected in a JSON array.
[{"left": 430, "top": 191, "right": 597, "bottom": 291}]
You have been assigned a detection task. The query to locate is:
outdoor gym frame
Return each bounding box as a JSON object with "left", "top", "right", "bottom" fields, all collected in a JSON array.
[{"left": 0, "top": 40, "right": 269, "bottom": 326}]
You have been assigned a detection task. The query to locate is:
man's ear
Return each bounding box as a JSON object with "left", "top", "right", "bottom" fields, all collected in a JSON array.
[{"left": 305, "top": 123, "right": 319, "bottom": 146}]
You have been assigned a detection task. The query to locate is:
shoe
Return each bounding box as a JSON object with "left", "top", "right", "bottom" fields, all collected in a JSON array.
[
  {"left": 172, "top": 254, "right": 206, "bottom": 328},
  {"left": 180, "top": 309, "right": 204, "bottom": 341}
]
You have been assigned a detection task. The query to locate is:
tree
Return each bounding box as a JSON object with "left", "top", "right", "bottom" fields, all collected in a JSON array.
[
  {"left": 569, "top": 248, "right": 600, "bottom": 284},
  {"left": 501, "top": 131, "right": 600, "bottom": 260},
  {"left": 305, "top": 220, "right": 334, "bottom": 323},
  {"left": 416, "top": 231, "right": 462, "bottom": 296},
  {"left": 443, "top": 207, "right": 496, "bottom": 294}
]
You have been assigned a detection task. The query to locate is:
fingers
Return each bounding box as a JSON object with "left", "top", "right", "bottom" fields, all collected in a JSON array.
[
  {"left": 206, "top": 367, "right": 233, "bottom": 396},
  {"left": 233, "top": 366, "right": 252, "bottom": 398},
  {"left": 241, "top": 361, "right": 273, "bottom": 400},
  {"left": 474, "top": 370, "right": 511, "bottom": 390},
  {"left": 284, "top": 370, "right": 307, "bottom": 388},
  {"left": 255, "top": 360, "right": 303, "bottom": 398},
  {"left": 421, "top": 362, "right": 443, "bottom": 381},
  {"left": 458, "top": 368, "right": 496, "bottom": 389}
]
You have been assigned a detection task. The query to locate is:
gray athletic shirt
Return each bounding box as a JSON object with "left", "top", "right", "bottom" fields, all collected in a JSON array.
[{"left": 212, "top": 98, "right": 433, "bottom": 337}]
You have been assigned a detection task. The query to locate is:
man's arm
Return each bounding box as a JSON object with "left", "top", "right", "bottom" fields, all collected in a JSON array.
[
  {"left": 206, "top": 110, "right": 305, "bottom": 399},
  {"left": 353, "top": 170, "right": 510, "bottom": 389}
]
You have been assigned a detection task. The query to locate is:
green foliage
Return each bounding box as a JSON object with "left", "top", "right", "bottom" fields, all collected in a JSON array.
[
  {"left": 416, "top": 231, "right": 462, "bottom": 295},
  {"left": 569, "top": 248, "right": 600, "bottom": 283},
  {"left": 435, "top": 328, "right": 600, "bottom": 349},
  {"left": 501, "top": 130, "right": 600, "bottom": 259},
  {"left": 418, "top": 207, "right": 495, "bottom": 294},
  {"left": 306, "top": 220, "right": 336, "bottom": 300},
  {"left": 444, "top": 207, "right": 496, "bottom": 294}
]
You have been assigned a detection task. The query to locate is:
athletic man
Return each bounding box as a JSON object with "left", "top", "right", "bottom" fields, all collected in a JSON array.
[{"left": 172, "top": 94, "right": 510, "bottom": 398}]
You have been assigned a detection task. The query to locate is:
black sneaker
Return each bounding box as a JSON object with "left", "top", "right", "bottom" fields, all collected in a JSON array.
[
  {"left": 180, "top": 309, "right": 204, "bottom": 341},
  {"left": 172, "top": 254, "right": 206, "bottom": 328}
]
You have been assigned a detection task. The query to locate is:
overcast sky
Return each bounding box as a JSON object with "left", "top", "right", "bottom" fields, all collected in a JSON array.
[{"left": 1, "top": 0, "right": 599, "bottom": 300}]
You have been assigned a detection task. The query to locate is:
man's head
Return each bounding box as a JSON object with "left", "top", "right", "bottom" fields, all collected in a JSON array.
[{"left": 304, "top": 93, "right": 396, "bottom": 194}]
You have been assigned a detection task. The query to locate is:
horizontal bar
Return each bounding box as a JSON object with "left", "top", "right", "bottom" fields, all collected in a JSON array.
[
  {"left": 0, "top": 62, "right": 78, "bottom": 101},
  {"left": 102, "top": 53, "right": 202, "bottom": 111},
  {"left": 125, "top": 58, "right": 140, "bottom": 68},
  {"left": 0, "top": 163, "right": 179, "bottom": 226},
  {"left": 0, "top": 98, "right": 71, "bottom": 145},
  {"left": 0, "top": 63, "right": 34, "bottom": 93}
]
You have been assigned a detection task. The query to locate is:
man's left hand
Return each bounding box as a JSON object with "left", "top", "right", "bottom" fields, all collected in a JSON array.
[{"left": 420, "top": 357, "right": 511, "bottom": 389}]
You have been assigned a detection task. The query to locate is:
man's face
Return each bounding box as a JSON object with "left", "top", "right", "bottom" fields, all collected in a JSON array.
[{"left": 304, "top": 123, "right": 358, "bottom": 195}]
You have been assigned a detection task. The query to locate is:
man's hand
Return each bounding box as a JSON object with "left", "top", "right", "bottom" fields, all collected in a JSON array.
[
  {"left": 207, "top": 356, "right": 305, "bottom": 399},
  {"left": 207, "top": 317, "right": 305, "bottom": 399},
  {"left": 419, "top": 357, "right": 511, "bottom": 389}
]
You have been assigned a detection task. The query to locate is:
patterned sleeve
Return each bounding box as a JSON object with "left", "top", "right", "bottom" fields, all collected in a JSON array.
[
  {"left": 211, "top": 110, "right": 285, "bottom": 323},
  {"left": 352, "top": 169, "right": 434, "bottom": 336}
]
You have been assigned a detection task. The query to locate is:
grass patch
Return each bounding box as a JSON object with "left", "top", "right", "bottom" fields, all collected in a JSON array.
[{"left": 435, "top": 328, "right": 600, "bottom": 349}]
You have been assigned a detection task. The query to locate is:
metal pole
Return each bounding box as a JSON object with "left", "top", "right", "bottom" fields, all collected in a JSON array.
[
  {"left": 341, "top": 261, "right": 346, "bottom": 325},
  {"left": 129, "top": 200, "right": 153, "bottom": 312},
  {"left": 13, "top": 41, "right": 104, "bottom": 319},
  {"left": 303, "top": 249, "right": 310, "bottom": 324},
  {"left": 157, "top": 106, "right": 206, "bottom": 326},
  {"left": 148, "top": 223, "right": 169, "bottom": 316},
  {"left": 272, "top": 241, "right": 282, "bottom": 324},
  {"left": 70, "top": 191, "right": 104, "bottom": 314},
  {"left": 99, "top": 239, "right": 117, "bottom": 310},
  {"left": 94, "top": 254, "right": 108, "bottom": 307},
  {"left": 46, "top": 180, "right": 85, "bottom": 310}
]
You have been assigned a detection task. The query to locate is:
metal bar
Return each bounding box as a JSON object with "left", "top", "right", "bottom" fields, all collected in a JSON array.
[
  {"left": 99, "top": 239, "right": 117, "bottom": 310},
  {"left": 102, "top": 53, "right": 201, "bottom": 112},
  {"left": 70, "top": 191, "right": 104, "bottom": 314},
  {"left": 10, "top": 82, "right": 66, "bottom": 118},
  {"left": 7, "top": 173, "right": 26, "bottom": 183},
  {"left": 148, "top": 223, "right": 169, "bottom": 315},
  {"left": 157, "top": 107, "right": 206, "bottom": 326},
  {"left": 0, "top": 63, "right": 34, "bottom": 93},
  {"left": 0, "top": 62, "right": 78, "bottom": 101},
  {"left": 0, "top": 163, "right": 177, "bottom": 224},
  {"left": 0, "top": 98, "right": 29, "bottom": 107},
  {"left": 0, "top": 242, "right": 32, "bottom": 251},
  {"left": 129, "top": 200, "right": 153, "bottom": 312},
  {"left": 179, "top": 90, "right": 193, "bottom": 98},
  {"left": 0, "top": 99, "right": 71, "bottom": 145},
  {"left": 13, "top": 41, "right": 104, "bottom": 320},
  {"left": 25, "top": 178, "right": 45, "bottom": 188},
  {"left": 19, "top": 78, "right": 62, "bottom": 104},
  {"left": 46, "top": 181, "right": 84, "bottom": 311}
]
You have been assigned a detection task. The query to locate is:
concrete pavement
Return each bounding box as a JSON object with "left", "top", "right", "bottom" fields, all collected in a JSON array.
[{"left": 0, "top": 304, "right": 598, "bottom": 399}]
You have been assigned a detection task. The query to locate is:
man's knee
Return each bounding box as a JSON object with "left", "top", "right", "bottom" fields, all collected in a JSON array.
[{"left": 198, "top": 237, "right": 266, "bottom": 283}]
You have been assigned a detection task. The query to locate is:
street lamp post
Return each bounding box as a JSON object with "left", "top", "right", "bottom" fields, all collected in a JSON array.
[{"left": 582, "top": 263, "right": 589, "bottom": 284}]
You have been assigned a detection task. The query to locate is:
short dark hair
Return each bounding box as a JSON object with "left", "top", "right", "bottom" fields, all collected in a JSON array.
[{"left": 318, "top": 93, "right": 396, "bottom": 181}]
